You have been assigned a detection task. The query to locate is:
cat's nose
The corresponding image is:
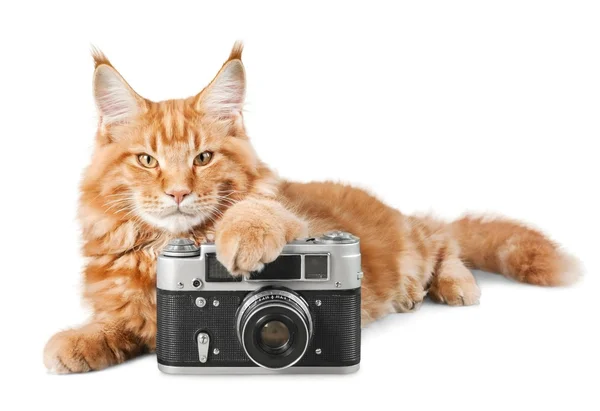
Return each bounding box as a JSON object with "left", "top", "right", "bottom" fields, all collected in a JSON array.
[{"left": 166, "top": 189, "right": 191, "bottom": 205}]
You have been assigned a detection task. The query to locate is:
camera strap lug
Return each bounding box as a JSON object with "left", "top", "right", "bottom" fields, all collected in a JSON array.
[{"left": 197, "top": 332, "right": 210, "bottom": 363}]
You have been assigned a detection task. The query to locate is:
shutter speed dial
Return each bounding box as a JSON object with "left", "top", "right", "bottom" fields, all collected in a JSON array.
[{"left": 320, "top": 231, "right": 358, "bottom": 244}]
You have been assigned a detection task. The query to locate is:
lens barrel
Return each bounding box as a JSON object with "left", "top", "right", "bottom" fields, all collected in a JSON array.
[{"left": 236, "top": 287, "right": 313, "bottom": 369}]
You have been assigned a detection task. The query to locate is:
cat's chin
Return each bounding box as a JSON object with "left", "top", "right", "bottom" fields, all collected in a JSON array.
[{"left": 138, "top": 211, "right": 206, "bottom": 234}]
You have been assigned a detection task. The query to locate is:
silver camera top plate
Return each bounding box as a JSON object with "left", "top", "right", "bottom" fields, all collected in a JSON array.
[{"left": 156, "top": 231, "right": 362, "bottom": 292}]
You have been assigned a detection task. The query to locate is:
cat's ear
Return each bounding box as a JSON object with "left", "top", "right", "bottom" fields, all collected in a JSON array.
[
  {"left": 195, "top": 42, "right": 246, "bottom": 119},
  {"left": 91, "top": 48, "right": 145, "bottom": 126}
]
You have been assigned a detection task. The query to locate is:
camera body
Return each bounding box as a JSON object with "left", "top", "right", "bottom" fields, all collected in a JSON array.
[{"left": 156, "top": 231, "right": 362, "bottom": 374}]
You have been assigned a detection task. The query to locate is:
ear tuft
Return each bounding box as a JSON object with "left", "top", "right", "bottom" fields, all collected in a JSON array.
[
  {"left": 90, "top": 45, "right": 113, "bottom": 69},
  {"left": 228, "top": 41, "right": 244, "bottom": 61}
]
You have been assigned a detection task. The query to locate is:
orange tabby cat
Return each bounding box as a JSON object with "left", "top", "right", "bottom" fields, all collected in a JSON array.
[{"left": 43, "top": 43, "right": 581, "bottom": 373}]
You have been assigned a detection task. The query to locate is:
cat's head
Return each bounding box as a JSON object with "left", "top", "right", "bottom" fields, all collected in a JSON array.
[{"left": 83, "top": 43, "right": 276, "bottom": 234}]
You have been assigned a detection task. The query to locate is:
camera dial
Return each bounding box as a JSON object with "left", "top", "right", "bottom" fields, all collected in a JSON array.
[
  {"left": 236, "top": 287, "right": 313, "bottom": 370},
  {"left": 162, "top": 238, "right": 200, "bottom": 257},
  {"left": 320, "top": 231, "right": 358, "bottom": 244}
]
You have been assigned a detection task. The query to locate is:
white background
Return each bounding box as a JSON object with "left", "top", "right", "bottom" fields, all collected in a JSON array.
[{"left": 1, "top": 1, "right": 598, "bottom": 410}]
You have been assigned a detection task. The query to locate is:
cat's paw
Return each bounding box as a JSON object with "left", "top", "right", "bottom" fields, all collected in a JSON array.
[
  {"left": 429, "top": 275, "right": 481, "bottom": 306},
  {"left": 392, "top": 275, "right": 426, "bottom": 313},
  {"left": 44, "top": 327, "right": 116, "bottom": 374},
  {"left": 215, "top": 199, "right": 307, "bottom": 276}
]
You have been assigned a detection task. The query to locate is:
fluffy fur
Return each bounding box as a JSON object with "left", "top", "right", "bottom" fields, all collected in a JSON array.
[{"left": 43, "top": 43, "right": 581, "bottom": 373}]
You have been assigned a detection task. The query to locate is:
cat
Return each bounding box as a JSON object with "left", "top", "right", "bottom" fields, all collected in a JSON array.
[{"left": 43, "top": 42, "right": 581, "bottom": 373}]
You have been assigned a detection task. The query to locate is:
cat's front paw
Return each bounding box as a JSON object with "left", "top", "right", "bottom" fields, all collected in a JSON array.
[
  {"left": 215, "top": 199, "right": 307, "bottom": 276},
  {"left": 44, "top": 326, "right": 116, "bottom": 374},
  {"left": 429, "top": 275, "right": 481, "bottom": 306}
]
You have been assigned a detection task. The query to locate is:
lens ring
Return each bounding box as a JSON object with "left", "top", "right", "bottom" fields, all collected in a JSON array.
[
  {"left": 241, "top": 303, "right": 309, "bottom": 369},
  {"left": 236, "top": 287, "right": 313, "bottom": 370},
  {"left": 236, "top": 288, "right": 313, "bottom": 339}
]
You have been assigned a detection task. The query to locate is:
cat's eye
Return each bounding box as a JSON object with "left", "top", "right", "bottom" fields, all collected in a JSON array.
[
  {"left": 194, "top": 151, "right": 213, "bottom": 166},
  {"left": 137, "top": 154, "right": 158, "bottom": 168}
]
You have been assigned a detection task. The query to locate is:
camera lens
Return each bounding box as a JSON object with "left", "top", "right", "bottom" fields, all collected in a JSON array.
[
  {"left": 236, "top": 287, "right": 313, "bottom": 370},
  {"left": 260, "top": 320, "right": 290, "bottom": 350}
]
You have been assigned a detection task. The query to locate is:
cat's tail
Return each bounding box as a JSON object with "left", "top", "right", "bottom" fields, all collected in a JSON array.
[{"left": 450, "top": 214, "right": 582, "bottom": 286}]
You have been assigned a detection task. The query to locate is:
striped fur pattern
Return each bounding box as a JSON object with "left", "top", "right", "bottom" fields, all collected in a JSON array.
[{"left": 43, "top": 43, "right": 581, "bottom": 373}]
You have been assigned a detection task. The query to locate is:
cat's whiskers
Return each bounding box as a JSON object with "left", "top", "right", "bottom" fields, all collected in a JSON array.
[
  {"left": 105, "top": 199, "right": 133, "bottom": 213},
  {"left": 103, "top": 191, "right": 135, "bottom": 214}
]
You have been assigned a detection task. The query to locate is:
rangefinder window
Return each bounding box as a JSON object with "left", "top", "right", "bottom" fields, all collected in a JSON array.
[
  {"left": 304, "top": 255, "right": 329, "bottom": 279},
  {"left": 205, "top": 254, "right": 242, "bottom": 282},
  {"left": 249, "top": 255, "right": 301, "bottom": 280}
]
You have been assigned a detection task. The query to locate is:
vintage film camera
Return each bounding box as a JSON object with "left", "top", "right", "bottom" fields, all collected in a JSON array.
[{"left": 156, "top": 231, "right": 362, "bottom": 374}]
